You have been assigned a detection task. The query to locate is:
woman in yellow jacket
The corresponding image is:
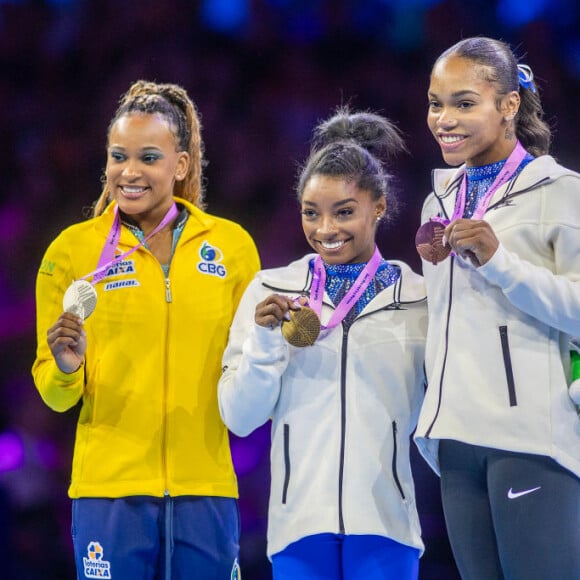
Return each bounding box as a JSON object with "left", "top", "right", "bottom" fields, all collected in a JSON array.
[{"left": 32, "top": 80, "right": 260, "bottom": 579}]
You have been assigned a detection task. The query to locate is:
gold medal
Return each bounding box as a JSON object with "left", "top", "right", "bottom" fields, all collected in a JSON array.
[{"left": 281, "top": 306, "right": 321, "bottom": 347}]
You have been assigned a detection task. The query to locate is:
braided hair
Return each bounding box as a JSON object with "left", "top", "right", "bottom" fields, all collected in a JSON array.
[{"left": 92, "top": 80, "right": 205, "bottom": 216}]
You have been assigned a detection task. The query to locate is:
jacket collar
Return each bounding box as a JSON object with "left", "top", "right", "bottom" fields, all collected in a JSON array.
[
  {"left": 94, "top": 196, "right": 214, "bottom": 244},
  {"left": 260, "top": 253, "right": 426, "bottom": 309},
  {"left": 430, "top": 155, "right": 576, "bottom": 219}
]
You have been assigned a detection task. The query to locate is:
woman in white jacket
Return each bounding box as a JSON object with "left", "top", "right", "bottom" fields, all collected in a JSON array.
[
  {"left": 414, "top": 37, "right": 580, "bottom": 580},
  {"left": 219, "top": 107, "right": 427, "bottom": 579}
]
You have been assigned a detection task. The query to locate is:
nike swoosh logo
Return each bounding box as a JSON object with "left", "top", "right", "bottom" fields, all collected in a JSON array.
[{"left": 507, "top": 486, "right": 542, "bottom": 499}]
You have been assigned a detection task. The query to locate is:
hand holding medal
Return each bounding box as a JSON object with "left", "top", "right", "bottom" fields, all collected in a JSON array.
[
  {"left": 256, "top": 294, "right": 321, "bottom": 347},
  {"left": 416, "top": 141, "right": 528, "bottom": 266},
  {"left": 259, "top": 248, "right": 382, "bottom": 348},
  {"left": 281, "top": 248, "right": 382, "bottom": 347}
]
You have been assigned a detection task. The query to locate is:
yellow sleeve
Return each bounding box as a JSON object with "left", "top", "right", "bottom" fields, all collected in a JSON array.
[{"left": 31, "top": 233, "right": 85, "bottom": 412}]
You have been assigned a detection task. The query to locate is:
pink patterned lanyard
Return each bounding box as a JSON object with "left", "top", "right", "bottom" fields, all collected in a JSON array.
[
  {"left": 309, "top": 246, "right": 382, "bottom": 330},
  {"left": 81, "top": 202, "right": 178, "bottom": 284},
  {"left": 437, "top": 141, "right": 528, "bottom": 224}
]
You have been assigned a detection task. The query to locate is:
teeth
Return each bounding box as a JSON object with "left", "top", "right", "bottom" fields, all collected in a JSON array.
[
  {"left": 440, "top": 135, "right": 464, "bottom": 144},
  {"left": 122, "top": 186, "right": 146, "bottom": 193},
  {"left": 321, "top": 240, "right": 344, "bottom": 249}
]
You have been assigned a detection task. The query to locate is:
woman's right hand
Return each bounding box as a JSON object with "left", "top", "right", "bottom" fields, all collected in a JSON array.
[
  {"left": 47, "top": 312, "right": 87, "bottom": 373},
  {"left": 255, "top": 294, "right": 302, "bottom": 329}
]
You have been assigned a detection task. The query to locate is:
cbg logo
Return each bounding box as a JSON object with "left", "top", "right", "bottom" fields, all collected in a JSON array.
[{"left": 197, "top": 241, "right": 227, "bottom": 278}]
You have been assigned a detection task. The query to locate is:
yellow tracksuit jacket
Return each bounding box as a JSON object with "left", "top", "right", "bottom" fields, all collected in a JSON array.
[{"left": 32, "top": 197, "right": 260, "bottom": 499}]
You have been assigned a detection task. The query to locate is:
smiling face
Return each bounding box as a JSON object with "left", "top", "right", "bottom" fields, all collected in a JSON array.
[
  {"left": 427, "top": 55, "right": 520, "bottom": 167},
  {"left": 301, "top": 174, "right": 385, "bottom": 265},
  {"left": 105, "top": 112, "right": 189, "bottom": 231}
]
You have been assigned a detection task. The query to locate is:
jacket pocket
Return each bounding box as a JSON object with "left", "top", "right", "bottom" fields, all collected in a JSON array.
[
  {"left": 391, "top": 421, "right": 405, "bottom": 500},
  {"left": 282, "top": 423, "right": 291, "bottom": 504},
  {"left": 499, "top": 325, "right": 517, "bottom": 406}
]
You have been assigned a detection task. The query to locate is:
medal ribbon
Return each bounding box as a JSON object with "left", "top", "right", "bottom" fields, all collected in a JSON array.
[
  {"left": 81, "top": 202, "right": 178, "bottom": 284},
  {"left": 309, "top": 246, "right": 382, "bottom": 330},
  {"left": 433, "top": 141, "right": 528, "bottom": 225}
]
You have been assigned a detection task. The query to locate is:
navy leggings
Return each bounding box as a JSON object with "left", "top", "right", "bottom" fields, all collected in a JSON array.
[{"left": 439, "top": 439, "right": 580, "bottom": 580}]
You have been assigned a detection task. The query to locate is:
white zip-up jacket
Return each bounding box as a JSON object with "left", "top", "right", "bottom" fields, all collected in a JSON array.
[
  {"left": 414, "top": 155, "right": 580, "bottom": 479},
  {"left": 219, "top": 253, "right": 427, "bottom": 558}
]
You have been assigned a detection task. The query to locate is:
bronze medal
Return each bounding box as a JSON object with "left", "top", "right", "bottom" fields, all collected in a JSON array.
[{"left": 415, "top": 220, "right": 451, "bottom": 265}]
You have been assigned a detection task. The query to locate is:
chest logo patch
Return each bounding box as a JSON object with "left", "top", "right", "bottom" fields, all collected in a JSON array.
[
  {"left": 197, "top": 241, "right": 227, "bottom": 278},
  {"left": 104, "top": 279, "right": 140, "bottom": 291},
  {"left": 104, "top": 259, "right": 136, "bottom": 278}
]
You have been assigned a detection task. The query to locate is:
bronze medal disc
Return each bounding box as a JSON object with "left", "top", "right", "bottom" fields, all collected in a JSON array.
[
  {"left": 281, "top": 306, "right": 321, "bottom": 347},
  {"left": 415, "top": 220, "right": 451, "bottom": 265}
]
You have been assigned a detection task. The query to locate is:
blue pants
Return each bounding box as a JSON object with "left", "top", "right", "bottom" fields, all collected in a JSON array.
[
  {"left": 271, "top": 533, "right": 420, "bottom": 579},
  {"left": 439, "top": 439, "right": 580, "bottom": 580},
  {"left": 71, "top": 495, "right": 240, "bottom": 580}
]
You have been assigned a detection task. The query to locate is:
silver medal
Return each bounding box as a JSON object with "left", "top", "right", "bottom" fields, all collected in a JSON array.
[{"left": 63, "top": 280, "right": 97, "bottom": 320}]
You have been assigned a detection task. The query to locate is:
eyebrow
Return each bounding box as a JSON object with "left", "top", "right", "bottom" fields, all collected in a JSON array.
[
  {"left": 302, "top": 198, "right": 359, "bottom": 208},
  {"left": 428, "top": 89, "right": 480, "bottom": 99},
  {"left": 108, "top": 145, "right": 163, "bottom": 152}
]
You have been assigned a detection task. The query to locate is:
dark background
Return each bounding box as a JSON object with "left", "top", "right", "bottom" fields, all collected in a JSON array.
[{"left": 1, "top": 0, "right": 579, "bottom": 578}]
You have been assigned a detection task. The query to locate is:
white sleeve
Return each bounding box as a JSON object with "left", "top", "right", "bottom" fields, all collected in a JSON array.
[
  {"left": 478, "top": 177, "right": 580, "bottom": 336},
  {"left": 218, "top": 277, "right": 290, "bottom": 437}
]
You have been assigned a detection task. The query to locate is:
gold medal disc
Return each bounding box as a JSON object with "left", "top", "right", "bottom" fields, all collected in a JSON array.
[{"left": 281, "top": 306, "right": 321, "bottom": 347}]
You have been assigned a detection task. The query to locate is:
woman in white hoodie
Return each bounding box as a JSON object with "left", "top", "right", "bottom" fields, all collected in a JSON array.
[
  {"left": 414, "top": 36, "right": 580, "bottom": 580},
  {"left": 219, "top": 107, "right": 427, "bottom": 579}
]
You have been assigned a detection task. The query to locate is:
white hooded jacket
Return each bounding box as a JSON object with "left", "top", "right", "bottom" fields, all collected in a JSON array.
[
  {"left": 219, "top": 253, "right": 427, "bottom": 558},
  {"left": 414, "top": 155, "right": 580, "bottom": 479}
]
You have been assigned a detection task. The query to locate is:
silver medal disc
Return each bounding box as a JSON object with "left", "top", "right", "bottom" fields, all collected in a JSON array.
[{"left": 63, "top": 280, "right": 97, "bottom": 320}]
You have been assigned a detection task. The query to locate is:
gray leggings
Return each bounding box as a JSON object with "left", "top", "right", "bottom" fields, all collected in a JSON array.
[{"left": 438, "top": 439, "right": 580, "bottom": 580}]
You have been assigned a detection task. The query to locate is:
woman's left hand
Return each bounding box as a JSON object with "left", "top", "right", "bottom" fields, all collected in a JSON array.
[{"left": 444, "top": 219, "right": 499, "bottom": 267}]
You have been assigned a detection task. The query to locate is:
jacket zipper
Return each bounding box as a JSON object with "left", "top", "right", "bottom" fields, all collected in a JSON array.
[
  {"left": 335, "top": 286, "right": 418, "bottom": 532},
  {"left": 282, "top": 423, "right": 290, "bottom": 504},
  {"left": 162, "top": 271, "right": 172, "bottom": 495},
  {"left": 425, "top": 257, "right": 455, "bottom": 438},
  {"left": 141, "top": 230, "right": 176, "bottom": 497},
  {"left": 391, "top": 421, "right": 405, "bottom": 500},
  {"left": 337, "top": 325, "right": 348, "bottom": 534},
  {"left": 499, "top": 325, "right": 517, "bottom": 406}
]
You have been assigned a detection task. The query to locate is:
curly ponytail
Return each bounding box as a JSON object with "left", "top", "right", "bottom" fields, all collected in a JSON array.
[{"left": 92, "top": 80, "right": 205, "bottom": 217}]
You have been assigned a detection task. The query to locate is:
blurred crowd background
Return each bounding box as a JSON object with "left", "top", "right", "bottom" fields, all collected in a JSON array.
[{"left": 1, "top": 0, "right": 579, "bottom": 578}]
